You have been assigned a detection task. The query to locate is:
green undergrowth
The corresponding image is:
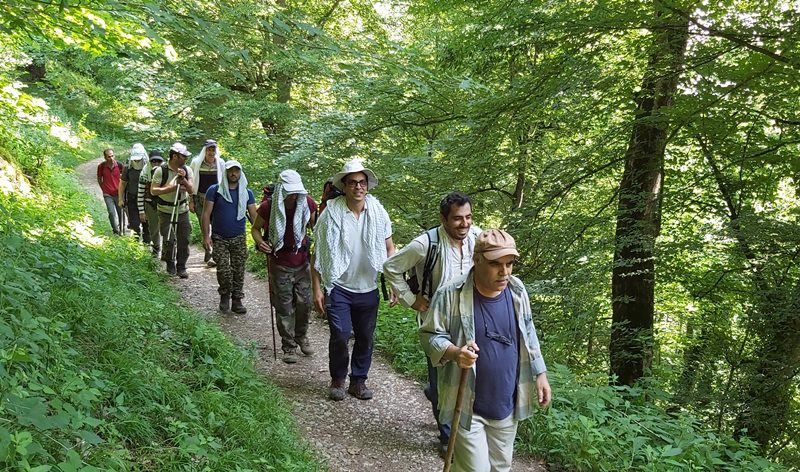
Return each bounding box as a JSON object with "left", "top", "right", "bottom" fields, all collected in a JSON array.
[
  {"left": 0, "top": 160, "right": 321, "bottom": 469},
  {"left": 374, "top": 305, "right": 783, "bottom": 472}
]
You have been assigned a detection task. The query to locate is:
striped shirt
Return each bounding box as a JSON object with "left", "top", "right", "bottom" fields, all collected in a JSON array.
[{"left": 419, "top": 271, "right": 547, "bottom": 430}]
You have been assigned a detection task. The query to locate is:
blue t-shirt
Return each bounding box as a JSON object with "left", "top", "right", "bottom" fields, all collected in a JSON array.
[
  {"left": 205, "top": 185, "right": 255, "bottom": 238},
  {"left": 472, "top": 286, "right": 519, "bottom": 420}
]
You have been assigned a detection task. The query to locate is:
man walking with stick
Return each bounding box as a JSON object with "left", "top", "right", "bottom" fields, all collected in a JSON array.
[
  {"left": 150, "top": 142, "right": 194, "bottom": 278},
  {"left": 420, "top": 229, "right": 551, "bottom": 472},
  {"left": 252, "top": 170, "right": 317, "bottom": 363}
]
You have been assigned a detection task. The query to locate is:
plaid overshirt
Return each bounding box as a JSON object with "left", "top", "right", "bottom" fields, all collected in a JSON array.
[{"left": 419, "top": 270, "right": 547, "bottom": 430}]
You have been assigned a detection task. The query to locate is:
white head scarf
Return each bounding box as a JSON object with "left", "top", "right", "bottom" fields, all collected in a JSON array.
[
  {"left": 268, "top": 170, "right": 311, "bottom": 253},
  {"left": 217, "top": 160, "right": 249, "bottom": 221},
  {"left": 190, "top": 141, "right": 224, "bottom": 187}
]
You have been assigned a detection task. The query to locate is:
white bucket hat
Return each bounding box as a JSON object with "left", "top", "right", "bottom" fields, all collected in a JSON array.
[
  {"left": 332, "top": 159, "right": 378, "bottom": 190},
  {"left": 130, "top": 143, "right": 147, "bottom": 161},
  {"left": 279, "top": 169, "right": 307, "bottom": 194}
]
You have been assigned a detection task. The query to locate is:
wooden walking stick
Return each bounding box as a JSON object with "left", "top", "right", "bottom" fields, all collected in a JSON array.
[
  {"left": 265, "top": 254, "right": 278, "bottom": 360},
  {"left": 443, "top": 366, "right": 470, "bottom": 472}
]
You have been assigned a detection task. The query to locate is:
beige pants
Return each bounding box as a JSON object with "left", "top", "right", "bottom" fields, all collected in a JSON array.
[{"left": 452, "top": 413, "right": 517, "bottom": 472}]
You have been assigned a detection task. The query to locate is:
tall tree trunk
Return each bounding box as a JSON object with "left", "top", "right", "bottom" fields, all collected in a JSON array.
[{"left": 609, "top": 4, "right": 689, "bottom": 386}]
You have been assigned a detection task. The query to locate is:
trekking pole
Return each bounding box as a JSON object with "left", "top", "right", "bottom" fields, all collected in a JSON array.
[
  {"left": 166, "top": 176, "right": 181, "bottom": 242},
  {"left": 443, "top": 366, "right": 470, "bottom": 472},
  {"left": 265, "top": 254, "right": 278, "bottom": 360},
  {"left": 120, "top": 200, "right": 127, "bottom": 235}
]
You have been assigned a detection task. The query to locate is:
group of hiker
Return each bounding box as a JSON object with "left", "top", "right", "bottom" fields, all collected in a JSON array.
[{"left": 96, "top": 142, "right": 552, "bottom": 472}]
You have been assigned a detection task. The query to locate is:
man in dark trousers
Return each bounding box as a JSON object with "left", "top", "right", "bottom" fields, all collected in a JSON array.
[
  {"left": 150, "top": 142, "right": 194, "bottom": 278},
  {"left": 201, "top": 160, "right": 257, "bottom": 314},
  {"left": 420, "top": 229, "right": 551, "bottom": 472},
  {"left": 137, "top": 149, "right": 165, "bottom": 258},
  {"left": 383, "top": 191, "right": 481, "bottom": 456},
  {"left": 311, "top": 159, "right": 395, "bottom": 401},
  {"left": 96, "top": 147, "right": 123, "bottom": 235},
  {"left": 252, "top": 170, "right": 318, "bottom": 363}
]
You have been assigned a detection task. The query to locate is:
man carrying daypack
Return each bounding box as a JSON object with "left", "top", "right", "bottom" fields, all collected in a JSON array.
[
  {"left": 137, "top": 149, "right": 165, "bottom": 258},
  {"left": 119, "top": 143, "right": 149, "bottom": 242},
  {"left": 150, "top": 142, "right": 194, "bottom": 278},
  {"left": 312, "top": 159, "right": 395, "bottom": 401},
  {"left": 96, "top": 147, "right": 124, "bottom": 235},
  {"left": 201, "top": 160, "right": 258, "bottom": 314},
  {"left": 190, "top": 139, "right": 225, "bottom": 267},
  {"left": 383, "top": 191, "right": 481, "bottom": 457},
  {"left": 251, "top": 170, "right": 318, "bottom": 363}
]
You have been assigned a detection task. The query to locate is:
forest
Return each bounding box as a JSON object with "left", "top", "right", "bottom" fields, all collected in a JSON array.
[{"left": 0, "top": 0, "right": 798, "bottom": 470}]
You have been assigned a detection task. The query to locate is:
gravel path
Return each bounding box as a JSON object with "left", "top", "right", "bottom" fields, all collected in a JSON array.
[{"left": 77, "top": 158, "right": 546, "bottom": 472}]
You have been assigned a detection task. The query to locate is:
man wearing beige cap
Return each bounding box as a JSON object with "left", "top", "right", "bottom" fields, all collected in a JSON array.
[
  {"left": 312, "top": 159, "right": 395, "bottom": 401},
  {"left": 420, "top": 229, "right": 551, "bottom": 472},
  {"left": 252, "top": 170, "right": 318, "bottom": 363}
]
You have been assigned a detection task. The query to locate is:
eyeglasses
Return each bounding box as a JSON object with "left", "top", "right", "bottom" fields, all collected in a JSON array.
[
  {"left": 345, "top": 179, "right": 368, "bottom": 188},
  {"left": 483, "top": 315, "right": 513, "bottom": 346}
]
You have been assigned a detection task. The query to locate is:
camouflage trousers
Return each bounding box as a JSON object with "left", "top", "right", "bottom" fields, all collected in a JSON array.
[
  {"left": 212, "top": 233, "right": 248, "bottom": 299},
  {"left": 269, "top": 261, "right": 311, "bottom": 352}
]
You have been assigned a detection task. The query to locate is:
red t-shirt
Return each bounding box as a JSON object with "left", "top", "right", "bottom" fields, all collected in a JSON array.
[
  {"left": 97, "top": 160, "right": 122, "bottom": 196},
  {"left": 256, "top": 195, "right": 318, "bottom": 268}
]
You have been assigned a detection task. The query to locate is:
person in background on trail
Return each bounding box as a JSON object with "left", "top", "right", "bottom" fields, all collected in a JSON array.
[
  {"left": 201, "top": 160, "right": 257, "bottom": 314},
  {"left": 118, "top": 143, "right": 149, "bottom": 243},
  {"left": 383, "top": 191, "right": 481, "bottom": 457},
  {"left": 420, "top": 229, "right": 551, "bottom": 472},
  {"left": 190, "top": 139, "right": 225, "bottom": 268},
  {"left": 137, "top": 149, "right": 165, "bottom": 258},
  {"left": 311, "top": 159, "right": 395, "bottom": 401},
  {"left": 251, "top": 170, "right": 318, "bottom": 364},
  {"left": 97, "top": 148, "right": 123, "bottom": 235},
  {"left": 151, "top": 142, "right": 195, "bottom": 278}
]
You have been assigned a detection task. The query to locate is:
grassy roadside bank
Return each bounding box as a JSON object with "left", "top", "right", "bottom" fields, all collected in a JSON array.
[{"left": 0, "top": 141, "right": 322, "bottom": 469}]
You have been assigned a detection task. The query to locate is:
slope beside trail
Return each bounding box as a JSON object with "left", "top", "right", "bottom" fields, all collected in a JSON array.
[{"left": 77, "top": 158, "right": 546, "bottom": 472}]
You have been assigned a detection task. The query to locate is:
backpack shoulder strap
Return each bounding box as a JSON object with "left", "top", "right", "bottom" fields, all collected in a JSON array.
[
  {"left": 160, "top": 163, "right": 170, "bottom": 186},
  {"left": 421, "top": 227, "right": 441, "bottom": 298}
]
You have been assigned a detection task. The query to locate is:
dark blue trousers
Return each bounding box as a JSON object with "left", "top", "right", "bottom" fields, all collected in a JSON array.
[
  {"left": 425, "top": 356, "right": 451, "bottom": 444},
  {"left": 326, "top": 286, "right": 379, "bottom": 382}
]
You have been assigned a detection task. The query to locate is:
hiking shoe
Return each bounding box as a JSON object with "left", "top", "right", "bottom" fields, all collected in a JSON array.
[
  {"left": 166, "top": 262, "right": 177, "bottom": 276},
  {"left": 231, "top": 298, "right": 247, "bottom": 314},
  {"left": 177, "top": 268, "right": 189, "bottom": 279},
  {"left": 206, "top": 260, "right": 217, "bottom": 268},
  {"left": 298, "top": 338, "right": 314, "bottom": 356},
  {"left": 219, "top": 293, "right": 230, "bottom": 313},
  {"left": 282, "top": 349, "right": 298, "bottom": 364},
  {"left": 204, "top": 250, "right": 212, "bottom": 263},
  {"left": 347, "top": 381, "right": 373, "bottom": 400},
  {"left": 329, "top": 379, "right": 346, "bottom": 401},
  {"left": 438, "top": 441, "right": 449, "bottom": 459}
]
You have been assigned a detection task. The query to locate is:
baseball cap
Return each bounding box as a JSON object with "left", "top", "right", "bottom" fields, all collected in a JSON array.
[
  {"left": 169, "top": 142, "right": 191, "bottom": 157},
  {"left": 203, "top": 139, "right": 217, "bottom": 148},
  {"left": 224, "top": 160, "right": 242, "bottom": 170},
  {"left": 474, "top": 229, "right": 519, "bottom": 260}
]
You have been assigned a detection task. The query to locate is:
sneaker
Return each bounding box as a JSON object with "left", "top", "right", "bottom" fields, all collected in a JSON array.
[
  {"left": 166, "top": 262, "right": 177, "bottom": 276},
  {"left": 231, "top": 298, "right": 247, "bottom": 314},
  {"left": 347, "top": 381, "right": 373, "bottom": 400},
  {"left": 282, "top": 349, "right": 298, "bottom": 364},
  {"left": 206, "top": 260, "right": 217, "bottom": 268},
  {"left": 177, "top": 268, "right": 189, "bottom": 279},
  {"left": 204, "top": 250, "right": 212, "bottom": 263},
  {"left": 219, "top": 293, "right": 230, "bottom": 313},
  {"left": 329, "top": 379, "right": 346, "bottom": 401},
  {"left": 298, "top": 338, "right": 314, "bottom": 356}
]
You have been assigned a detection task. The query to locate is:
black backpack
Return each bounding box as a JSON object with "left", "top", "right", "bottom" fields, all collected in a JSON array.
[{"left": 406, "top": 227, "right": 440, "bottom": 299}]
